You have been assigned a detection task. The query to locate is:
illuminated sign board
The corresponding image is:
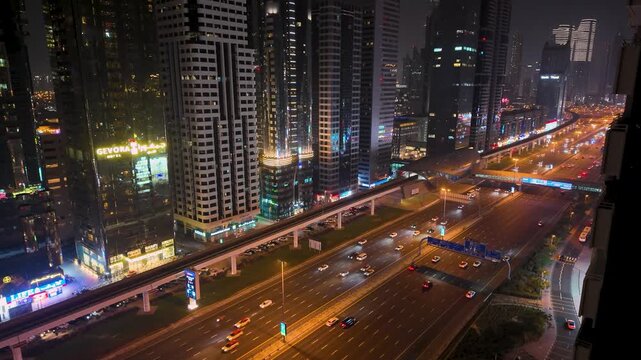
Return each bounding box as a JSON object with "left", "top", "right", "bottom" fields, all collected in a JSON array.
[
  {"left": 162, "top": 239, "right": 174, "bottom": 248},
  {"left": 521, "top": 177, "right": 573, "bottom": 190},
  {"left": 185, "top": 269, "right": 200, "bottom": 300},
  {"left": 4, "top": 278, "right": 66, "bottom": 304},
  {"left": 280, "top": 322, "right": 287, "bottom": 336},
  {"left": 95, "top": 142, "right": 166, "bottom": 158}
]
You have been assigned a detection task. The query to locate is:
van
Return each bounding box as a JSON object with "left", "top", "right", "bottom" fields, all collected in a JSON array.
[{"left": 356, "top": 252, "right": 367, "bottom": 261}]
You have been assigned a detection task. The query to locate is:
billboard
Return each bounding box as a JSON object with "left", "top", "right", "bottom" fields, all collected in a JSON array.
[
  {"left": 309, "top": 239, "right": 322, "bottom": 251},
  {"left": 185, "top": 269, "right": 200, "bottom": 300}
]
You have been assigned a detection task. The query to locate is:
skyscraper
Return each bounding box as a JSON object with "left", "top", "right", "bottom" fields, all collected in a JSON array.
[
  {"left": 312, "top": 0, "right": 362, "bottom": 200},
  {"left": 356, "top": 0, "right": 399, "bottom": 189},
  {"left": 568, "top": 19, "right": 597, "bottom": 102},
  {"left": 536, "top": 42, "right": 571, "bottom": 121},
  {"left": 254, "top": 0, "right": 314, "bottom": 220},
  {"left": 426, "top": 0, "right": 511, "bottom": 155},
  {"left": 0, "top": 0, "right": 42, "bottom": 190},
  {"left": 156, "top": 0, "right": 260, "bottom": 240},
  {"left": 45, "top": 0, "right": 174, "bottom": 277},
  {"left": 552, "top": 24, "right": 572, "bottom": 45},
  {"left": 505, "top": 32, "right": 523, "bottom": 101}
]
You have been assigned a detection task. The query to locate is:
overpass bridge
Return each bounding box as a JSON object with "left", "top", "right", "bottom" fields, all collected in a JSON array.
[
  {"left": 474, "top": 169, "right": 602, "bottom": 193},
  {"left": 0, "top": 176, "right": 419, "bottom": 358}
]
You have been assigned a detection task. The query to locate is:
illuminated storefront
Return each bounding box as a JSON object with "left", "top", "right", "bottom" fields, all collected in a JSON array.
[{"left": 0, "top": 271, "right": 65, "bottom": 322}]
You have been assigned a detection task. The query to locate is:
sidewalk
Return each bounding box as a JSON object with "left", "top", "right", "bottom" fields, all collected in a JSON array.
[{"left": 570, "top": 245, "right": 591, "bottom": 315}]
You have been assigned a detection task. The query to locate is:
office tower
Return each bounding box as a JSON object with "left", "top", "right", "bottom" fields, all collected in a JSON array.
[
  {"left": 156, "top": 0, "right": 260, "bottom": 240},
  {"left": 426, "top": 0, "right": 511, "bottom": 155},
  {"left": 44, "top": 0, "right": 174, "bottom": 277},
  {"left": 552, "top": 24, "right": 572, "bottom": 45},
  {"left": 505, "top": 32, "right": 523, "bottom": 101},
  {"left": 520, "top": 62, "right": 540, "bottom": 104},
  {"left": 601, "top": 33, "right": 624, "bottom": 98},
  {"left": 568, "top": 19, "right": 597, "bottom": 102},
  {"left": 311, "top": 0, "right": 362, "bottom": 201},
  {"left": 0, "top": 0, "right": 42, "bottom": 190},
  {"left": 253, "top": 0, "right": 314, "bottom": 220},
  {"left": 536, "top": 42, "right": 571, "bottom": 121},
  {"left": 400, "top": 47, "right": 425, "bottom": 116},
  {"left": 356, "top": 0, "right": 399, "bottom": 189}
]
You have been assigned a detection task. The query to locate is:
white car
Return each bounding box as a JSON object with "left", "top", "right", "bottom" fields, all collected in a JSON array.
[
  {"left": 440, "top": 219, "right": 448, "bottom": 225},
  {"left": 389, "top": 232, "right": 398, "bottom": 238},
  {"left": 394, "top": 245, "right": 404, "bottom": 251},
  {"left": 259, "top": 300, "right": 273, "bottom": 308},
  {"left": 413, "top": 230, "right": 421, "bottom": 236},
  {"left": 226, "top": 329, "right": 243, "bottom": 341},
  {"left": 318, "top": 264, "right": 329, "bottom": 271},
  {"left": 457, "top": 204, "right": 465, "bottom": 210},
  {"left": 473, "top": 260, "right": 482, "bottom": 268},
  {"left": 339, "top": 271, "right": 349, "bottom": 277},
  {"left": 431, "top": 256, "right": 441, "bottom": 263},
  {"left": 363, "top": 268, "right": 375, "bottom": 276},
  {"left": 234, "top": 317, "right": 251, "bottom": 328},
  {"left": 325, "top": 317, "right": 340, "bottom": 327},
  {"left": 358, "top": 239, "right": 368, "bottom": 245},
  {"left": 459, "top": 261, "right": 468, "bottom": 269}
]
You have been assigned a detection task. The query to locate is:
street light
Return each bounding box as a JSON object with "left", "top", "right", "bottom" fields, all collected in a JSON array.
[
  {"left": 503, "top": 256, "right": 512, "bottom": 280},
  {"left": 279, "top": 260, "right": 286, "bottom": 342},
  {"left": 441, "top": 188, "right": 450, "bottom": 220}
]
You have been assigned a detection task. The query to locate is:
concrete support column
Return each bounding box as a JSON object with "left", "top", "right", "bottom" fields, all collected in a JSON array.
[
  {"left": 10, "top": 345, "right": 22, "bottom": 360},
  {"left": 230, "top": 255, "right": 237, "bottom": 275},
  {"left": 293, "top": 230, "right": 299, "bottom": 248},
  {"left": 337, "top": 212, "right": 342, "bottom": 229},
  {"left": 370, "top": 199, "right": 375, "bottom": 215},
  {"left": 142, "top": 290, "right": 151, "bottom": 312}
]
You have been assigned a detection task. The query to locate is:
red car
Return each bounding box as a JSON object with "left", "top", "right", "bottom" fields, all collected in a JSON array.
[
  {"left": 566, "top": 319, "right": 576, "bottom": 330},
  {"left": 408, "top": 264, "right": 416, "bottom": 271},
  {"left": 422, "top": 280, "right": 432, "bottom": 290}
]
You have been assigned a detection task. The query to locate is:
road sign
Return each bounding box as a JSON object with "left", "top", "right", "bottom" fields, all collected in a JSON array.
[
  {"left": 309, "top": 239, "right": 322, "bottom": 251},
  {"left": 280, "top": 322, "right": 287, "bottom": 336}
]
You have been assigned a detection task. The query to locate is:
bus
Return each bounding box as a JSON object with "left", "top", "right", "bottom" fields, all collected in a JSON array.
[{"left": 579, "top": 226, "right": 591, "bottom": 243}]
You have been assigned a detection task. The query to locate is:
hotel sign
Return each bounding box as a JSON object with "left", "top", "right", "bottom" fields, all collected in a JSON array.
[{"left": 96, "top": 142, "right": 166, "bottom": 158}]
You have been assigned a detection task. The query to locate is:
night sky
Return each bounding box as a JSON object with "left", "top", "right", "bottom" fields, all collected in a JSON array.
[{"left": 26, "top": 0, "right": 631, "bottom": 84}]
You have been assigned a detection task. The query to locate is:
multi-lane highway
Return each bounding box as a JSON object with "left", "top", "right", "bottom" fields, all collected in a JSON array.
[{"left": 124, "top": 189, "right": 508, "bottom": 360}]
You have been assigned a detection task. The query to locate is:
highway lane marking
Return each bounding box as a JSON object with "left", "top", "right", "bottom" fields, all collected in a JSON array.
[
  {"left": 370, "top": 347, "right": 375, "bottom": 353},
  {"left": 372, "top": 296, "right": 378, "bottom": 301},
  {"left": 300, "top": 300, "right": 306, "bottom": 305},
  {"left": 173, "top": 338, "right": 181, "bottom": 342},
  {"left": 210, "top": 334, "right": 217, "bottom": 339},
  {"left": 198, "top": 325, "right": 205, "bottom": 330},
  {"left": 252, "top": 336, "right": 260, "bottom": 341},
  {"left": 368, "top": 310, "right": 374, "bottom": 315},
  {"left": 359, "top": 341, "right": 365, "bottom": 347},
  {"left": 342, "top": 356, "right": 349, "bottom": 360},
  {"left": 359, "top": 306, "right": 365, "bottom": 311},
  {"left": 373, "top": 329, "right": 379, "bottom": 335},
  {"left": 388, "top": 317, "right": 395, "bottom": 323},
  {"left": 364, "top": 324, "right": 370, "bottom": 330},
  {"left": 397, "top": 324, "right": 402, "bottom": 329},
  {"left": 408, "top": 328, "right": 414, "bottom": 333},
  {"left": 245, "top": 331, "right": 253, "bottom": 336},
  {"left": 272, "top": 324, "right": 279, "bottom": 329},
  {"left": 384, "top": 335, "right": 389, "bottom": 340},
  {"left": 203, "top": 329, "right": 211, "bottom": 334},
  {"left": 192, "top": 351, "right": 201, "bottom": 357},
  {"left": 285, "top": 309, "right": 291, "bottom": 314},
  {"left": 291, "top": 352, "right": 300, "bottom": 359},
  {"left": 180, "top": 342, "right": 187, "bottom": 347},
  {"left": 347, "top": 336, "right": 354, "bottom": 343},
  {"left": 293, "top": 296, "right": 300, "bottom": 301},
  {"left": 151, "top": 357, "right": 160, "bottom": 360},
  {"left": 338, "top": 332, "right": 344, "bottom": 338},
  {"left": 322, "top": 294, "right": 328, "bottom": 299},
  {"left": 186, "top": 347, "right": 193, "bottom": 352},
  {"left": 291, "top": 313, "right": 298, "bottom": 318},
  {"left": 395, "top": 340, "right": 400, "bottom": 346},
  {"left": 376, "top": 314, "right": 383, "bottom": 320},
  {"left": 400, "top": 308, "right": 405, "bottom": 314},
  {"left": 331, "top": 350, "right": 338, "bottom": 356},
  {"left": 385, "top": 288, "right": 390, "bottom": 293},
  {"left": 258, "top": 315, "right": 265, "bottom": 320},
  {"left": 307, "top": 304, "right": 313, "bottom": 308},
  {"left": 379, "top": 353, "right": 386, "bottom": 359}
]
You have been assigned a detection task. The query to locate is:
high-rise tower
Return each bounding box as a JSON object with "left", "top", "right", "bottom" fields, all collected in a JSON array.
[
  {"left": 156, "top": 0, "right": 260, "bottom": 240},
  {"left": 45, "top": 0, "right": 174, "bottom": 276}
]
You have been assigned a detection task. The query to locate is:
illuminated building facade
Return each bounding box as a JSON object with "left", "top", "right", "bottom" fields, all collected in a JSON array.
[
  {"left": 536, "top": 42, "right": 570, "bottom": 121},
  {"left": 312, "top": 0, "right": 362, "bottom": 200},
  {"left": 0, "top": 0, "right": 42, "bottom": 190},
  {"left": 356, "top": 0, "right": 399, "bottom": 189},
  {"left": 156, "top": 0, "right": 260, "bottom": 240},
  {"left": 426, "top": 0, "right": 511, "bottom": 155},
  {"left": 44, "top": 0, "right": 174, "bottom": 276},
  {"left": 254, "top": 0, "right": 314, "bottom": 220}
]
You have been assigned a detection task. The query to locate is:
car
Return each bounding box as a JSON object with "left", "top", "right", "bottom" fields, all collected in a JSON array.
[
  {"left": 465, "top": 290, "right": 476, "bottom": 299},
  {"left": 427, "top": 228, "right": 435, "bottom": 234},
  {"left": 431, "top": 216, "right": 439, "bottom": 222},
  {"left": 431, "top": 256, "right": 441, "bottom": 263},
  {"left": 457, "top": 204, "right": 465, "bottom": 210},
  {"left": 494, "top": 188, "right": 501, "bottom": 192},
  {"left": 566, "top": 319, "right": 576, "bottom": 330},
  {"left": 459, "top": 261, "right": 468, "bottom": 269},
  {"left": 259, "top": 300, "right": 273, "bottom": 309},
  {"left": 357, "top": 239, "right": 368, "bottom": 245},
  {"left": 537, "top": 220, "right": 544, "bottom": 226},
  {"left": 440, "top": 219, "right": 448, "bottom": 225},
  {"left": 473, "top": 260, "right": 482, "bottom": 268},
  {"left": 340, "top": 317, "right": 357, "bottom": 329},
  {"left": 422, "top": 280, "right": 433, "bottom": 290},
  {"left": 364, "top": 268, "right": 375, "bottom": 276},
  {"left": 408, "top": 264, "right": 416, "bottom": 271},
  {"left": 413, "top": 230, "right": 421, "bottom": 236},
  {"left": 389, "top": 232, "right": 398, "bottom": 238},
  {"left": 325, "top": 317, "right": 340, "bottom": 327},
  {"left": 360, "top": 264, "right": 372, "bottom": 272},
  {"left": 394, "top": 245, "right": 404, "bottom": 251},
  {"left": 410, "top": 224, "right": 417, "bottom": 229},
  {"left": 221, "top": 340, "right": 239, "bottom": 353},
  {"left": 234, "top": 317, "right": 251, "bottom": 328},
  {"left": 318, "top": 264, "right": 329, "bottom": 271},
  {"left": 348, "top": 252, "right": 359, "bottom": 259},
  {"left": 339, "top": 271, "right": 349, "bottom": 277},
  {"left": 226, "top": 329, "right": 243, "bottom": 341}
]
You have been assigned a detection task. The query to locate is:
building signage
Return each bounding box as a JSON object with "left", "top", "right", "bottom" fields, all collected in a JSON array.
[
  {"left": 4, "top": 278, "right": 66, "bottom": 304},
  {"left": 521, "top": 177, "right": 573, "bottom": 190},
  {"left": 185, "top": 269, "right": 200, "bottom": 300},
  {"left": 95, "top": 142, "right": 166, "bottom": 158},
  {"left": 280, "top": 322, "right": 287, "bottom": 336}
]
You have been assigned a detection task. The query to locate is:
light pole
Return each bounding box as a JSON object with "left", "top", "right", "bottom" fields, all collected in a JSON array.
[
  {"left": 280, "top": 260, "right": 286, "bottom": 342},
  {"left": 441, "top": 188, "right": 449, "bottom": 220},
  {"left": 513, "top": 158, "right": 519, "bottom": 190},
  {"left": 503, "top": 256, "right": 512, "bottom": 280}
]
